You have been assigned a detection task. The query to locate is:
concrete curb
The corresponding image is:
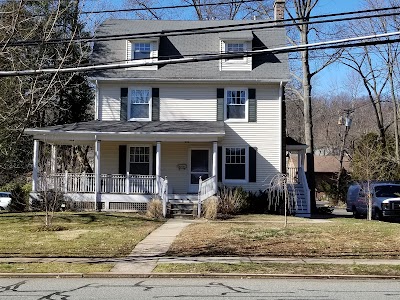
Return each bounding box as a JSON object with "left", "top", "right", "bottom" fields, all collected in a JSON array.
[{"left": 1, "top": 272, "right": 400, "bottom": 280}]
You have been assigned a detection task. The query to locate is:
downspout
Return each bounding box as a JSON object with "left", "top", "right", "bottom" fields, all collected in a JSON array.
[
  {"left": 95, "top": 80, "right": 99, "bottom": 120},
  {"left": 279, "top": 81, "right": 286, "bottom": 174}
]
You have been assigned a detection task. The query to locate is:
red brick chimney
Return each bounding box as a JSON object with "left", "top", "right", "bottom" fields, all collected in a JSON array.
[{"left": 274, "top": 0, "right": 285, "bottom": 21}]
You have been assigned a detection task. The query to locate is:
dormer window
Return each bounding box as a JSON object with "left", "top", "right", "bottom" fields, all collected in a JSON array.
[
  {"left": 226, "top": 43, "right": 245, "bottom": 62},
  {"left": 127, "top": 39, "right": 158, "bottom": 70},
  {"left": 220, "top": 38, "right": 252, "bottom": 71},
  {"left": 133, "top": 43, "right": 151, "bottom": 59}
]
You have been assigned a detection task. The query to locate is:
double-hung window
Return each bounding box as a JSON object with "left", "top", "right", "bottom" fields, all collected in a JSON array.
[
  {"left": 129, "top": 89, "right": 151, "bottom": 121},
  {"left": 129, "top": 146, "right": 150, "bottom": 175},
  {"left": 224, "top": 147, "right": 247, "bottom": 181},
  {"left": 133, "top": 43, "right": 151, "bottom": 60},
  {"left": 225, "top": 89, "right": 247, "bottom": 121},
  {"left": 226, "top": 43, "right": 245, "bottom": 61}
]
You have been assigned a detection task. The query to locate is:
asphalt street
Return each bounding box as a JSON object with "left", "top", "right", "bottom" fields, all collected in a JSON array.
[{"left": 1, "top": 278, "right": 400, "bottom": 300}]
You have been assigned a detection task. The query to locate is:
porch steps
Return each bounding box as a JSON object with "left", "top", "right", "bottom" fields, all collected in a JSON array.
[
  {"left": 288, "top": 184, "right": 309, "bottom": 216},
  {"left": 168, "top": 202, "right": 198, "bottom": 219}
]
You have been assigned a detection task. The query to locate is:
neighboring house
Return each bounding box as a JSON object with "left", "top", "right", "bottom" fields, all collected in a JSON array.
[{"left": 25, "top": 0, "right": 310, "bottom": 217}]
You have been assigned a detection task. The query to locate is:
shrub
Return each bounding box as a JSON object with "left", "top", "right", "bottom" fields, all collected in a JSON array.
[
  {"left": 217, "top": 186, "right": 248, "bottom": 215},
  {"left": 147, "top": 198, "right": 164, "bottom": 219},
  {"left": 202, "top": 196, "right": 218, "bottom": 219}
]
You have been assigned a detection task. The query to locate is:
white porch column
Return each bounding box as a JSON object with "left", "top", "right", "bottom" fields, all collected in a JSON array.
[
  {"left": 212, "top": 141, "right": 218, "bottom": 193},
  {"left": 50, "top": 144, "right": 57, "bottom": 174},
  {"left": 156, "top": 142, "right": 161, "bottom": 177},
  {"left": 94, "top": 138, "right": 101, "bottom": 210},
  {"left": 32, "top": 140, "right": 40, "bottom": 192},
  {"left": 156, "top": 142, "right": 161, "bottom": 194}
]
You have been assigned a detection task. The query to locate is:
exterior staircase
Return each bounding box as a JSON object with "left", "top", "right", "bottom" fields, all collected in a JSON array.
[
  {"left": 287, "top": 166, "right": 311, "bottom": 218},
  {"left": 167, "top": 196, "right": 198, "bottom": 218}
]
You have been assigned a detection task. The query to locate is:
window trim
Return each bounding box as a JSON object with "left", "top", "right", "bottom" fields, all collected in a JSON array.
[
  {"left": 225, "top": 42, "right": 246, "bottom": 63},
  {"left": 127, "top": 144, "right": 153, "bottom": 175},
  {"left": 128, "top": 87, "right": 152, "bottom": 121},
  {"left": 224, "top": 88, "right": 248, "bottom": 122},
  {"left": 222, "top": 146, "right": 249, "bottom": 183},
  {"left": 133, "top": 42, "right": 151, "bottom": 60}
]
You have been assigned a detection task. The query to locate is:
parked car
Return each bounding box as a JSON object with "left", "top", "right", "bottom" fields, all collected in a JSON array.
[
  {"left": 0, "top": 192, "right": 11, "bottom": 210},
  {"left": 346, "top": 182, "right": 400, "bottom": 219}
]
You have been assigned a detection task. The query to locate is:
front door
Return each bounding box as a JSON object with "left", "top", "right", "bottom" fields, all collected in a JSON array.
[{"left": 189, "top": 149, "right": 209, "bottom": 193}]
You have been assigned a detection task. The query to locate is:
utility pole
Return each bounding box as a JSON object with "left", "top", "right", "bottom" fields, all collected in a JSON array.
[{"left": 337, "top": 109, "right": 353, "bottom": 201}]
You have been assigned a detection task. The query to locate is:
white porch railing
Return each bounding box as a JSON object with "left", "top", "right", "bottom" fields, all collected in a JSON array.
[
  {"left": 287, "top": 167, "right": 299, "bottom": 184},
  {"left": 38, "top": 172, "right": 158, "bottom": 195},
  {"left": 197, "top": 175, "right": 217, "bottom": 217}
]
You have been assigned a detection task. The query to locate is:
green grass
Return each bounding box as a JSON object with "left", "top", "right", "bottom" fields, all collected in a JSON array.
[
  {"left": 154, "top": 262, "right": 400, "bottom": 276},
  {"left": 0, "top": 262, "right": 112, "bottom": 273},
  {"left": 168, "top": 215, "right": 400, "bottom": 258},
  {"left": 0, "top": 212, "right": 163, "bottom": 257}
]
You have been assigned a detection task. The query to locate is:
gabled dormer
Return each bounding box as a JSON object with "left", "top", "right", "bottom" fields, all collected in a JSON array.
[
  {"left": 219, "top": 31, "right": 253, "bottom": 71},
  {"left": 126, "top": 38, "right": 159, "bottom": 70}
]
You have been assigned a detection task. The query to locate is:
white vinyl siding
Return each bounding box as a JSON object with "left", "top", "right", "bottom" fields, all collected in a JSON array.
[
  {"left": 99, "top": 85, "right": 120, "bottom": 121},
  {"left": 160, "top": 86, "right": 217, "bottom": 121},
  {"left": 220, "top": 40, "right": 252, "bottom": 71},
  {"left": 219, "top": 86, "right": 281, "bottom": 191}
]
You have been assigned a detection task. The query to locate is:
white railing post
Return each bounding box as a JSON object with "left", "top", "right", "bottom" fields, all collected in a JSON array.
[
  {"left": 162, "top": 176, "right": 168, "bottom": 218},
  {"left": 64, "top": 171, "right": 68, "bottom": 193},
  {"left": 126, "top": 172, "right": 130, "bottom": 194},
  {"left": 198, "top": 176, "right": 202, "bottom": 218},
  {"left": 212, "top": 142, "right": 218, "bottom": 195},
  {"left": 32, "top": 140, "right": 40, "bottom": 192}
]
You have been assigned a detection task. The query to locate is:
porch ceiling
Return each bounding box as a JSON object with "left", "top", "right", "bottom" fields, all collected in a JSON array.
[{"left": 24, "top": 120, "right": 225, "bottom": 143}]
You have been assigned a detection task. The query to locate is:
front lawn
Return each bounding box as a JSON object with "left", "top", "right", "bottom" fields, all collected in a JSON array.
[
  {"left": 167, "top": 215, "right": 400, "bottom": 258},
  {"left": 154, "top": 262, "right": 400, "bottom": 276},
  {"left": 0, "top": 212, "right": 163, "bottom": 257},
  {"left": 0, "top": 262, "right": 112, "bottom": 273}
]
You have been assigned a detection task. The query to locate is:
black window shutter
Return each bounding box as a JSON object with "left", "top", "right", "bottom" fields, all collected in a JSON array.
[
  {"left": 152, "top": 145, "right": 157, "bottom": 175},
  {"left": 218, "top": 146, "right": 222, "bottom": 182},
  {"left": 152, "top": 88, "right": 160, "bottom": 121},
  {"left": 248, "top": 88, "right": 256, "bottom": 122},
  {"left": 120, "top": 88, "right": 128, "bottom": 121},
  {"left": 119, "top": 145, "right": 127, "bottom": 174},
  {"left": 217, "top": 88, "right": 224, "bottom": 121},
  {"left": 249, "top": 147, "right": 257, "bottom": 182}
]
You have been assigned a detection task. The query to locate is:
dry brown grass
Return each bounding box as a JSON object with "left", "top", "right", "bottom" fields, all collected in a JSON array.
[
  {"left": 167, "top": 216, "right": 400, "bottom": 258},
  {"left": 154, "top": 262, "right": 400, "bottom": 276}
]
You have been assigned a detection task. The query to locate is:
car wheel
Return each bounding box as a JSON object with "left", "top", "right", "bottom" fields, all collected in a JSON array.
[
  {"left": 352, "top": 206, "right": 361, "bottom": 219},
  {"left": 373, "top": 208, "right": 383, "bottom": 221}
]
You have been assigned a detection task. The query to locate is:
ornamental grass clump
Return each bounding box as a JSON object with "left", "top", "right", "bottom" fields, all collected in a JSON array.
[
  {"left": 202, "top": 196, "right": 218, "bottom": 220},
  {"left": 217, "top": 186, "right": 247, "bottom": 216},
  {"left": 147, "top": 197, "right": 163, "bottom": 219}
]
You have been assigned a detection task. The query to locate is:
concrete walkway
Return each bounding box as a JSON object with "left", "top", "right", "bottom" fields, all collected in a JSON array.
[{"left": 110, "top": 218, "right": 194, "bottom": 273}]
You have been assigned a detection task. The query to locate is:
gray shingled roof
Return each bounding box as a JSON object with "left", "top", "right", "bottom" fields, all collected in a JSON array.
[
  {"left": 25, "top": 120, "right": 225, "bottom": 134},
  {"left": 90, "top": 20, "right": 289, "bottom": 81}
]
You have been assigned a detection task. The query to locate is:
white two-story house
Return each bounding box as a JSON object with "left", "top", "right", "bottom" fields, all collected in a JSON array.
[{"left": 25, "top": 1, "right": 311, "bottom": 217}]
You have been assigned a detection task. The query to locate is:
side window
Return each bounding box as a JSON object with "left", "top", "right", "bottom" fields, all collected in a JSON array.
[
  {"left": 225, "top": 89, "right": 247, "bottom": 121},
  {"left": 129, "top": 89, "right": 151, "bottom": 121},
  {"left": 223, "top": 147, "right": 248, "bottom": 182}
]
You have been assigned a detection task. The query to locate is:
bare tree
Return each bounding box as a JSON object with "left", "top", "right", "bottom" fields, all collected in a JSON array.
[{"left": 285, "top": 0, "right": 342, "bottom": 211}]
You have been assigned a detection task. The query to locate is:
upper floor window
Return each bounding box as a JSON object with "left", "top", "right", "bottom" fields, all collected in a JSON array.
[
  {"left": 220, "top": 39, "right": 252, "bottom": 71},
  {"left": 127, "top": 39, "right": 158, "bottom": 70},
  {"left": 129, "top": 89, "right": 151, "bottom": 121},
  {"left": 225, "top": 89, "right": 248, "bottom": 121},
  {"left": 226, "top": 43, "right": 245, "bottom": 62}
]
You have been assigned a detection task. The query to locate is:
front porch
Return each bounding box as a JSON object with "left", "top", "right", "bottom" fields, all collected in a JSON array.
[{"left": 26, "top": 121, "right": 224, "bottom": 217}]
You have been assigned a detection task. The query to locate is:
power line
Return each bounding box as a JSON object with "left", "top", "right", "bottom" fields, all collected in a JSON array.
[
  {"left": 1, "top": 5, "right": 400, "bottom": 47},
  {"left": 80, "top": 0, "right": 264, "bottom": 15},
  {"left": 1, "top": 30, "right": 399, "bottom": 77}
]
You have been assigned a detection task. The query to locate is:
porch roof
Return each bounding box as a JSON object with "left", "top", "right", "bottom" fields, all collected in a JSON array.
[{"left": 25, "top": 120, "right": 225, "bottom": 143}]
